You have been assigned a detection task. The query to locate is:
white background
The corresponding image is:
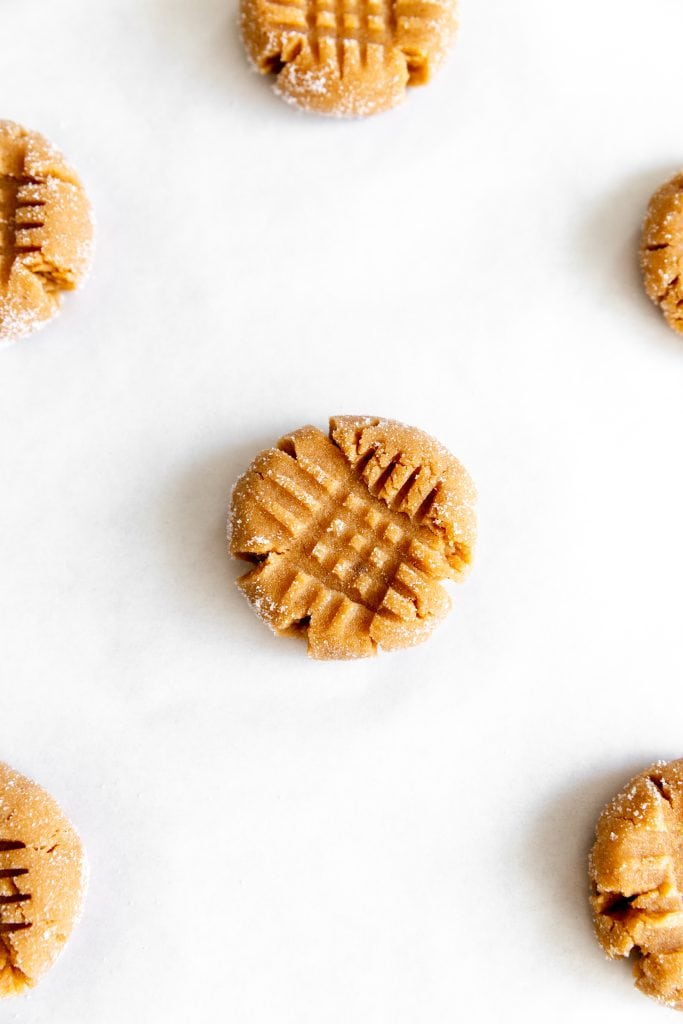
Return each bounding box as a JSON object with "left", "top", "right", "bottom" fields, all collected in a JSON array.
[{"left": 1, "top": 0, "right": 682, "bottom": 1020}]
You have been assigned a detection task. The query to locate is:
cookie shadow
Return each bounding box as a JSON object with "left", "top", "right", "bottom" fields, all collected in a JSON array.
[
  {"left": 159, "top": 434, "right": 277, "bottom": 636},
  {"left": 148, "top": 0, "right": 290, "bottom": 113},
  {"left": 521, "top": 760, "right": 657, "bottom": 974},
  {"left": 148, "top": 0, "right": 242, "bottom": 86},
  {"left": 576, "top": 165, "right": 682, "bottom": 345}
]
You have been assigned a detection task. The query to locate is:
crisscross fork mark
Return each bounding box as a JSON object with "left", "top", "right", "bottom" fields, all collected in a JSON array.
[
  {"left": 256, "top": 446, "right": 441, "bottom": 618},
  {"left": 267, "top": 0, "right": 392, "bottom": 67},
  {"left": 293, "top": 486, "right": 416, "bottom": 613},
  {"left": 0, "top": 170, "right": 45, "bottom": 286},
  {"left": 0, "top": 840, "right": 32, "bottom": 933}
]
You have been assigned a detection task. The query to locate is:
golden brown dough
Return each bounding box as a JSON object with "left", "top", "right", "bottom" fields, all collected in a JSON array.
[
  {"left": 640, "top": 173, "right": 683, "bottom": 334},
  {"left": 240, "top": 0, "right": 457, "bottom": 116},
  {"left": 229, "top": 415, "right": 476, "bottom": 659},
  {"left": 0, "top": 120, "right": 93, "bottom": 343},
  {"left": 0, "top": 761, "right": 86, "bottom": 997},
  {"left": 590, "top": 759, "right": 683, "bottom": 1009}
]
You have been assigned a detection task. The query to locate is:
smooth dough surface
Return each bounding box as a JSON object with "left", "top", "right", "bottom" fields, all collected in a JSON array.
[
  {"left": 590, "top": 758, "right": 683, "bottom": 1009},
  {"left": 230, "top": 415, "right": 476, "bottom": 659},
  {"left": 0, "top": 120, "right": 93, "bottom": 343},
  {"left": 0, "top": 761, "right": 86, "bottom": 997},
  {"left": 240, "top": 0, "right": 457, "bottom": 116}
]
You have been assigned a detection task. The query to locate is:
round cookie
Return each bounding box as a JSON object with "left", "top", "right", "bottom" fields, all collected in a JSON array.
[
  {"left": 230, "top": 415, "right": 476, "bottom": 659},
  {"left": 0, "top": 761, "right": 86, "bottom": 997},
  {"left": 590, "top": 759, "right": 683, "bottom": 1009},
  {"left": 640, "top": 173, "right": 683, "bottom": 334},
  {"left": 240, "top": 0, "right": 457, "bottom": 116},
  {"left": 0, "top": 120, "right": 93, "bottom": 344}
]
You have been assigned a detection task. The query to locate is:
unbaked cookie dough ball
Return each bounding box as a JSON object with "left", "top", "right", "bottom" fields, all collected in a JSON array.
[
  {"left": 0, "top": 120, "right": 93, "bottom": 344},
  {"left": 641, "top": 173, "right": 683, "bottom": 335},
  {"left": 230, "top": 415, "right": 476, "bottom": 658},
  {"left": 241, "top": 0, "right": 458, "bottom": 116},
  {"left": 0, "top": 761, "right": 86, "bottom": 997},
  {"left": 590, "top": 759, "right": 683, "bottom": 1009}
]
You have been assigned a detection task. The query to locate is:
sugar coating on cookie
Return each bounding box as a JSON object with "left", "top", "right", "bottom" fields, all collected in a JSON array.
[
  {"left": 0, "top": 761, "right": 86, "bottom": 997},
  {"left": 240, "top": 0, "right": 457, "bottom": 116},
  {"left": 230, "top": 416, "right": 476, "bottom": 659},
  {"left": 590, "top": 759, "right": 683, "bottom": 1009},
  {"left": 0, "top": 120, "right": 93, "bottom": 344},
  {"left": 640, "top": 173, "right": 683, "bottom": 334}
]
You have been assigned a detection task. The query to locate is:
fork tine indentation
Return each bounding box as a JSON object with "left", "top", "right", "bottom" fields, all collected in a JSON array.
[{"left": 0, "top": 840, "right": 26, "bottom": 852}]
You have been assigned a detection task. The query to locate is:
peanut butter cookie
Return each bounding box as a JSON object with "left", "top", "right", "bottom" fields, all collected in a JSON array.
[
  {"left": 590, "top": 759, "right": 683, "bottom": 1009},
  {"left": 230, "top": 416, "right": 476, "bottom": 659},
  {"left": 641, "top": 173, "right": 683, "bottom": 334},
  {"left": 0, "top": 761, "right": 86, "bottom": 997},
  {"left": 240, "top": 0, "right": 457, "bottom": 116},
  {"left": 0, "top": 120, "right": 93, "bottom": 344}
]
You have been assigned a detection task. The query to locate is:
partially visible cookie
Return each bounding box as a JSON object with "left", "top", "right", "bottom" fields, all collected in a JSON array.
[
  {"left": 230, "top": 416, "right": 476, "bottom": 659},
  {"left": 0, "top": 120, "right": 93, "bottom": 344},
  {"left": 640, "top": 173, "right": 683, "bottom": 334},
  {"left": 590, "top": 759, "right": 683, "bottom": 1009},
  {"left": 240, "top": 0, "right": 458, "bottom": 116},
  {"left": 0, "top": 761, "right": 86, "bottom": 997}
]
